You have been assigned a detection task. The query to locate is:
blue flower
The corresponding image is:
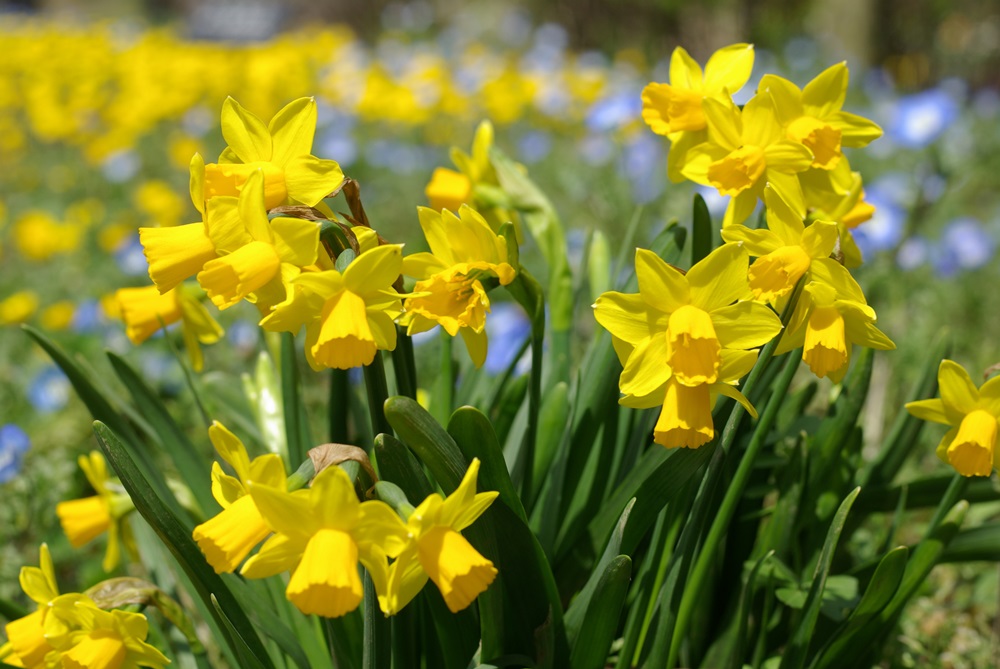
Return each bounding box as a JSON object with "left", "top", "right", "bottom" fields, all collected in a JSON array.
[
  {"left": 620, "top": 135, "right": 664, "bottom": 204},
  {"left": 227, "top": 319, "right": 260, "bottom": 357},
  {"left": 852, "top": 186, "right": 906, "bottom": 257},
  {"left": 28, "top": 366, "right": 71, "bottom": 413},
  {"left": 517, "top": 131, "right": 552, "bottom": 164},
  {"left": 586, "top": 91, "right": 642, "bottom": 133},
  {"left": 887, "top": 88, "right": 960, "bottom": 149},
  {"left": 941, "top": 218, "right": 994, "bottom": 271},
  {"left": 484, "top": 302, "right": 530, "bottom": 375},
  {"left": 114, "top": 235, "right": 150, "bottom": 276},
  {"left": 896, "top": 235, "right": 930, "bottom": 271},
  {"left": 0, "top": 424, "right": 30, "bottom": 484},
  {"left": 72, "top": 299, "right": 107, "bottom": 334}
]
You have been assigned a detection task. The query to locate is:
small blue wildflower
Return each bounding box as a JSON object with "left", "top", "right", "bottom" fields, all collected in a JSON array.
[
  {"left": 586, "top": 92, "right": 642, "bottom": 133},
  {"left": 517, "top": 131, "right": 552, "bottom": 164},
  {"left": 0, "top": 424, "right": 30, "bottom": 484},
  {"left": 28, "top": 367, "right": 71, "bottom": 413},
  {"left": 484, "top": 302, "right": 530, "bottom": 375},
  {"left": 896, "top": 236, "right": 930, "bottom": 271},
  {"left": 941, "top": 218, "right": 994, "bottom": 271},
  {"left": 101, "top": 150, "right": 141, "bottom": 183},
  {"left": 114, "top": 235, "right": 150, "bottom": 276},
  {"left": 887, "top": 88, "right": 960, "bottom": 149}
]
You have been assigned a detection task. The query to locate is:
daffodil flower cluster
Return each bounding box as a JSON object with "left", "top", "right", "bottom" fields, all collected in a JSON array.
[
  {"left": 643, "top": 44, "right": 882, "bottom": 242},
  {"left": 190, "top": 419, "right": 498, "bottom": 618},
  {"left": 1, "top": 545, "right": 169, "bottom": 669}
]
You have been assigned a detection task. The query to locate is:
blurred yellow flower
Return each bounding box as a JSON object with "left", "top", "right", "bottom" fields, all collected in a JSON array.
[
  {"left": 55, "top": 452, "right": 135, "bottom": 572},
  {"left": 13, "top": 211, "right": 82, "bottom": 261},
  {"left": 0, "top": 290, "right": 39, "bottom": 325},
  {"left": 40, "top": 301, "right": 76, "bottom": 331}
]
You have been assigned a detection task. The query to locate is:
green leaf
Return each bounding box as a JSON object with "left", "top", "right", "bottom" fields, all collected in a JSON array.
[
  {"left": 691, "top": 192, "right": 713, "bottom": 265},
  {"left": 727, "top": 551, "right": 774, "bottom": 669},
  {"left": 106, "top": 351, "right": 215, "bottom": 517},
  {"left": 335, "top": 248, "right": 356, "bottom": 272},
  {"left": 25, "top": 326, "right": 188, "bottom": 521},
  {"left": 245, "top": 349, "right": 288, "bottom": 457},
  {"left": 568, "top": 556, "right": 632, "bottom": 669},
  {"left": 373, "top": 433, "right": 435, "bottom": 502},
  {"left": 587, "top": 229, "right": 611, "bottom": 302},
  {"left": 779, "top": 486, "right": 860, "bottom": 669},
  {"left": 565, "top": 499, "right": 634, "bottom": 644},
  {"left": 384, "top": 395, "right": 468, "bottom": 492},
  {"left": 811, "top": 546, "right": 908, "bottom": 669},
  {"left": 860, "top": 329, "right": 950, "bottom": 487},
  {"left": 942, "top": 523, "right": 1000, "bottom": 562},
  {"left": 281, "top": 331, "right": 310, "bottom": 465},
  {"left": 534, "top": 382, "right": 569, "bottom": 489},
  {"left": 92, "top": 421, "right": 276, "bottom": 669},
  {"left": 449, "top": 407, "right": 527, "bottom": 523},
  {"left": 211, "top": 594, "right": 271, "bottom": 669}
]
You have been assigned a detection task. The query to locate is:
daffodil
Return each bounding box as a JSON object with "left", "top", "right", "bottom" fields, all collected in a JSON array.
[
  {"left": 241, "top": 465, "right": 409, "bottom": 618},
  {"left": 594, "top": 244, "right": 781, "bottom": 394},
  {"left": 194, "top": 97, "right": 345, "bottom": 211},
  {"left": 399, "top": 205, "right": 516, "bottom": 368},
  {"left": 760, "top": 62, "right": 882, "bottom": 170},
  {"left": 192, "top": 422, "right": 286, "bottom": 574},
  {"left": 56, "top": 452, "right": 135, "bottom": 572},
  {"left": 641, "top": 43, "right": 755, "bottom": 181},
  {"left": 594, "top": 244, "right": 780, "bottom": 448},
  {"left": 42, "top": 594, "right": 170, "bottom": 669},
  {"left": 1, "top": 544, "right": 60, "bottom": 668},
  {"left": 196, "top": 169, "right": 320, "bottom": 312},
  {"left": 775, "top": 259, "right": 894, "bottom": 382},
  {"left": 681, "top": 94, "right": 814, "bottom": 227},
  {"left": 377, "top": 458, "right": 499, "bottom": 615},
  {"left": 424, "top": 121, "right": 519, "bottom": 240},
  {"left": 800, "top": 158, "right": 873, "bottom": 268},
  {"left": 721, "top": 186, "right": 838, "bottom": 302},
  {"left": 614, "top": 349, "right": 760, "bottom": 449},
  {"left": 114, "top": 283, "right": 223, "bottom": 372},
  {"left": 259, "top": 243, "right": 403, "bottom": 370},
  {"left": 907, "top": 361, "right": 1000, "bottom": 477}
]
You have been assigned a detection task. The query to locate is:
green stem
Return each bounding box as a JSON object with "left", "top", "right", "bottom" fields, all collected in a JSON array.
[
  {"left": 281, "top": 332, "right": 307, "bottom": 466},
  {"left": 666, "top": 348, "right": 803, "bottom": 668},
  {"left": 160, "top": 317, "right": 210, "bottom": 427},
  {"left": 329, "top": 368, "right": 350, "bottom": 443},
  {"left": 431, "top": 335, "right": 453, "bottom": 427},
  {"left": 363, "top": 352, "right": 393, "bottom": 440},
  {"left": 926, "top": 474, "right": 968, "bottom": 531},
  {"left": 390, "top": 326, "right": 418, "bottom": 400},
  {"left": 362, "top": 571, "right": 390, "bottom": 669}
]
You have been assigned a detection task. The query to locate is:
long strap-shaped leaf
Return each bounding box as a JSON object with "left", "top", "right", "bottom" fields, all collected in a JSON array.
[
  {"left": 93, "top": 421, "right": 276, "bottom": 669},
  {"left": 778, "top": 486, "right": 861, "bottom": 669}
]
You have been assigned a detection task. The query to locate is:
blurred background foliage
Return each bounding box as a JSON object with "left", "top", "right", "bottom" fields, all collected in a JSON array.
[{"left": 1, "top": 1, "right": 999, "bottom": 666}]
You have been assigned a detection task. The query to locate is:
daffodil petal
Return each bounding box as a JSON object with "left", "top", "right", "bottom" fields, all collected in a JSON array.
[
  {"left": 938, "top": 360, "right": 980, "bottom": 420},
  {"left": 688, "top": 243, "right": 751, "bottom": 310},
  {"left": 285, "top": 155, "right": 345, "bottom": 207},
  {"left": 634, "top": 248, "right": 689, "bottom": 312},
  {"left": 221, "top": 97, "right": 271, "bottom": 163},
  {"left": 240, "top": 533, "right": 304, "bottom": 579},
  {"left": 268, "top": 97, "right": 317, "bottom": 167},
  {"left": 703, "top": 43, "right": 755, "bottom": 93},
  {"left": 720, "top": 225, "right": 781, "bottom": 257},
  {"left": 802, "top": 62, "right": 848, "bottom": 117},
  {"left": 711, "top": 301, "right": 782, "bottom": 349},
  {"left": 827, "top": 111, "right": 883, "bottom": 146},
  {"left": 905, "top": 398, "right": 950, "bottom": 425},
  {"left": 619, "top": 334, "right": 671, "bottom": 398},
  {"left": 669, "top": 46, "right": 703, "bottom": 88},
  {"left": 593, "top": 291, "right": 657, "bottom": 345}
]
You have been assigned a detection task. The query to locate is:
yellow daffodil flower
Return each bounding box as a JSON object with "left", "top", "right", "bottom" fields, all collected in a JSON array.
[
  {"left": 682, "top": 94, "right": 814, "bottom": 227},
  {"left": 425, "top": 121, "right": 520, "bottom": 240},
  {"left": 0, "top": 290, "right": 39, "bottom": 325},
  {"left": 594, "top": 244, "right": 780, "bottom": 448},
  {"left": 56, "top": 452, "right": 135, "bottom": 572},
  {"left": 399, "top": 205, "right": 516, "bottom": 368},
  {"left": 195, "top": 96, "right": 345, "bottom": 210},
  {"left": 907, "top": 361, "right": 1000, "bottom": 477},
  {"left": 42, "top": 594, "right": 170, "bottom": 669},
  {"left": 721, "top": 186, "right": 839, "bottom": 302},
  {"left": 614, "top": 349, "right": 760, "bottom": 449},
  {"left": 196, "top": 169, "right": 320, "bottom": 312},
  {"left": 1, "top": 544, "right": 60, "bottom": 668},
  {"left": 241, "top": 465, "right": 409, "bottom": 618},
  {"left": 114, "top": 283, "right": 223, "bottom": 372},
  {"left": 192, "top": 422, "right": 286, "bottom": 574},
  {"left": 377, "top": 458, "right": 498, "bottom": 615},
  {"left": 260, "top": 243, "right": 404, "bottom": 370},
  {"left": 760, "top": 62, "right": 882, "bottom": 170},
  {"left": 593, "top": 243, "right": 781, "bottom": 394},
  {"left": 800, "top": 159, "right": 874, "bottom": 268},
  {"left": 641, "top": 43, "right": 755, "bottom": 182},
  {"left": 775, "top": 259, "right": 894, "bottom": 382}
]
